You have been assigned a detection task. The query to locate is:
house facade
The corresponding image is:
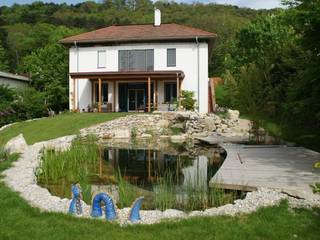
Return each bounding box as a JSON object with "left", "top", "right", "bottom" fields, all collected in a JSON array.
[{"left": 60, "top": 9, "right": 216, "bottom": 113}]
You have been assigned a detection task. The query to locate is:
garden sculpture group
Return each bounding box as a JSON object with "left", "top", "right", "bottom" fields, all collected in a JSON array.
[{"left": 68, "top": 183, "right": 144, "bottom": 223}]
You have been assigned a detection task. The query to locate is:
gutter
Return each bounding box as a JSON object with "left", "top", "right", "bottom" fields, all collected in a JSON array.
[
  {"left": 196, "top": 36, "right": 200, "bottom": 112},
  {"left": 74, "top": 41, "right": 79, "bottom": 110}
]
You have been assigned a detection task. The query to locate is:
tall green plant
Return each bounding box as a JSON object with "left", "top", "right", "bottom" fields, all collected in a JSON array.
[{"left": 180, "top": 90, "right": 196, "bottom": 111}]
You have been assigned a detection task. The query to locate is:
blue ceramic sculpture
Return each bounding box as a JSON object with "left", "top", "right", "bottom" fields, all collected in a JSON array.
[
  {"left": 129, "top": 196, "right": 144, "bottom": 223},
  {"left": 91, "top": 193, "right": 117, "bottom": 221},
  {"left": 69, "top": 183, "right": 83, "bottom": 215}
]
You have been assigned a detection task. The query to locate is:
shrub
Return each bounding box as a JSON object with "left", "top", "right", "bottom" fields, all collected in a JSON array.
[
  {"left": 180, "top": 90, "right": 196, "bottom": 111},
  {"left": 0, "top": 86, "right": 47, "bottom": 127}
]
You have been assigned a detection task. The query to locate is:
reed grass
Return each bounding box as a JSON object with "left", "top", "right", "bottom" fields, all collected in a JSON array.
[
  {"left": 153, "top": 170, "right": 239, "bottom": 211},
  {"left": 37, "top": 135, "right": 99, "bottom": 202},
  {"left": 116, "top": 168, "right": 137, "bottom": 208}
]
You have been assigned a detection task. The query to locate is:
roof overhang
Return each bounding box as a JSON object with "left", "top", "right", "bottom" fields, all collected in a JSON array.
[
  {"left": 70, "top": 71, "right": 185, "bottom": 80},
  {"left": 0, "top": 71, "right": 30, "bottom": 82}
]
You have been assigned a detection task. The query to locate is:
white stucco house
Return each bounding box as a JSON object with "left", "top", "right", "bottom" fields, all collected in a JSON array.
[{"left": 60, "top": 9, "right": 216, "bottom": 113}]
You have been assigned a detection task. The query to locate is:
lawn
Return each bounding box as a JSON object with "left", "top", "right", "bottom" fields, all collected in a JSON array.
[
  {"left": 0, "top": 112, "right": 128, "bottom": 146},
  {"left": 0, "top": 113, "right": 319, "bottom": 239}
]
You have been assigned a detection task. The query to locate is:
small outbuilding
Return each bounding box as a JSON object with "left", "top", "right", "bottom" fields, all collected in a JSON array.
[{"left": 0, "top": 71, "right": 31, "bottom": 88}]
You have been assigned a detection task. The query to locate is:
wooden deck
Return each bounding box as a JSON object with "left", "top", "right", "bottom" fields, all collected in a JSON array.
[{"left": 210, "top": 144, "right": 320, "bottom": 200}]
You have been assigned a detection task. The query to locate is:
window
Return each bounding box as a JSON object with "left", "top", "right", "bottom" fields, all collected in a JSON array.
[
  {"left": 164, "top": 82, "right": 177, "bottom": 103},
  {"left": 167, "top": 48, "right": 176, "bottom": 67},
  {"left": 97, "top": 50, "right": 106, "bottom": 68},
  {"left": 119, "top": 49, "right": 154, "bottom": 71}
]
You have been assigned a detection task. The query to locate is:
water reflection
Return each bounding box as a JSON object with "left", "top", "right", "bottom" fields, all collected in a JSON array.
[{"left": 102, "top": 147, "right": 223, "bottom": 190}]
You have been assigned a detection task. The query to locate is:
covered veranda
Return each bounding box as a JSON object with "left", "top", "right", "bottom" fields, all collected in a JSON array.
[{"left": 70, "top": 71, "right": 185, "bottom": 112}]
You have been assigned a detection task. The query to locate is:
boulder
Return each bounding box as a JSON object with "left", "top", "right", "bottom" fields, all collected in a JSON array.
[
  {"left": 140, "top": 133, "right": 152, "bottom": 139},
  {"left": 201, "top": 117, "right": 216, "bottom": 132},
  {"left": 159, "top": 135, "right": 170, "bottom": 140},
  {"left": 227, "top": 109, "right": 240, "bottom": 121},
  {"left": 156, "top": 119, "right": 170, "bottom": 128},
  {"left": 4, "top": 134, "right": 28, "bottom": 154},
  {"left": 175, "top": 112, "right": 191, "bottom": 121},
  {"left": 161, "top": 112, "right": 176, "bottom": 121},
  {"left": 170, "top": 135, "right": 187, "bottom": 143},
  {"left": 112, "top": 129, "right": 131, "bottom": 139}
]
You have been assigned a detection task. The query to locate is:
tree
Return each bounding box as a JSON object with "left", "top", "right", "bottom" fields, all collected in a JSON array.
[
  {"left": 0, "top": 40, "right": 9, "bottom": 71},
  {"left": 20, "top": 43, "right": 69, "bottom": 112}
]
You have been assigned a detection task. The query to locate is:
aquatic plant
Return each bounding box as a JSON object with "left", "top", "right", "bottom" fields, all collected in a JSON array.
[
  {"left": 154, "top": 170, "right": 176, "bottom": 210},
  {"left": 130, "top": 127, "right": 137, "bottom": 139},
  {"left": 116, "top": 168, "right": 137, "bottom": 208},
  {"left": 37, "top": 135, "right": 99, "bottom": 202}
]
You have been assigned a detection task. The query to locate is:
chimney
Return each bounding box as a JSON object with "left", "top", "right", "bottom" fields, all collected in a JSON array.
[{"left": 154, "top": 9, "right": 161, "bottom": 26}]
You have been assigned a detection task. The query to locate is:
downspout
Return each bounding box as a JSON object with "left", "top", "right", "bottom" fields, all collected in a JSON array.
[
  {"left": 196, "top": 37, "right": 200, "bottom": 112},
  {"left": 74, "top": 41, "right": 79, "bottom": 111}
]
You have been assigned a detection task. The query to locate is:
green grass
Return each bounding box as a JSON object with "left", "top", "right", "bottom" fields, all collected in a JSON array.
[
  {"left": 0, "top": 112, "right": 319, "bottom": 239},
  {"left": 0, "top": 112, "right": 128, "bottom": 146}
]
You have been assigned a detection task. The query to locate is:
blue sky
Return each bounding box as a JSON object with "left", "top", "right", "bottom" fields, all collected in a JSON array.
[{"left": 0, "top": 0, "right": 284, "bottom": 9}]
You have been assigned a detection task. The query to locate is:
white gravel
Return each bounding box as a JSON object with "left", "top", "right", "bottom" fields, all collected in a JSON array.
[{"left": 2, "top": 135, "right": 320, "bottom": 226}]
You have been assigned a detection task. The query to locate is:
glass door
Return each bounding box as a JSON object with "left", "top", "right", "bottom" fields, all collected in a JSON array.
[
  {"left": 128, "top": 89, "right": 145, "bottom": 111},
  {"left": 128, "top": 89, "right": 136, "bottom": 111}
]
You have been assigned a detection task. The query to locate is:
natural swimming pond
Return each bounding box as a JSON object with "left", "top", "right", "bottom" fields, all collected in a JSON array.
[{"left": 37, "top": 137, "right": 244, "bottom": 211}]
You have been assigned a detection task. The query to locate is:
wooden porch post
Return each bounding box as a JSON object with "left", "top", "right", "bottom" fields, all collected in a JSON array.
[
  {"left": 176, "top": 75, "right": 181, "bottom": 107},
  {"left": 154, "top": 80, "right": 158, "bottom": 110},
  {"left": 113, "top": 80, "right": 116, "bottom": 112},
  {"left": 148, "top": 77, "right": 151, "bottom": 112},
  {"left": 98, "top": 78, "right": 102, "bottom": 113},
  {"left": 72, "top": 78, "right": 76, "bottom": 111}
]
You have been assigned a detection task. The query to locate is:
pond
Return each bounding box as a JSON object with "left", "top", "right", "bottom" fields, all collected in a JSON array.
[{"left": 37, "top": 137, "right": 244, "bottom": 211}]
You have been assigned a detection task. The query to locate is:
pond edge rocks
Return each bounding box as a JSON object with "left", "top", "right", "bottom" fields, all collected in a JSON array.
[{"left": 2, "top": 134, "right": 320, "bottom": 226}]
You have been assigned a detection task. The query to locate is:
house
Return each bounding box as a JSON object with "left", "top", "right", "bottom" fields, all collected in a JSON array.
[
  {"left": 60, "top": 9, "right": 216, "bottom": 113},
  {"left": 0, "top": 71, "right": 31, "bottom": 88}
]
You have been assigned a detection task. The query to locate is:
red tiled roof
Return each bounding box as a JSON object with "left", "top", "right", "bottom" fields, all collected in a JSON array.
[{"left": 60, "top": 23, "right": 217, "bottom": 44}]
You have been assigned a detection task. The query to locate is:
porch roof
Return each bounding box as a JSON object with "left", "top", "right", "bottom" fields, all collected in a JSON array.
[{"left": 70, "top": 70, "right": 185, "bottom": 80}]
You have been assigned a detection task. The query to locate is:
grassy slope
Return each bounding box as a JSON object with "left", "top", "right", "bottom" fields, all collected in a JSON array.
[
  {"left": 0, "top": 113, "right": 319, "bottom": 239},
  {"left": 0, "top": 112, "right": 128, "bottom": 146}
]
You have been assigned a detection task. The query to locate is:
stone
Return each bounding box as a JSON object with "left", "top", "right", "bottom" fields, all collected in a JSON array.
[
  {"left": 156, "top": 119, "right": 170, "bottom": 128},
  {"left": 141, "top": 133, "right": 152, "bottom": 139},
  {"left": 161, "top": 112, "right": 176, "bottom": 121},
  {"left": 112, "top": 129, "right": 131, "bottom": 139},
  {"left": 159, "top": 135, "right": 170, "bottom": 139},
  {"left": 4, "top": 133, "right": 28, "bottom": 154},
  {"left": 202, "top": 118, "right": 216, "bottom": 132},
  {"left": 221, "top": 124, "right": 228, "bottom": 130},
  {"left": 170, "top": 135, "right": 187, "bottom": 143},
  {"left": 175, "top": 112, "right": 191, "bottom": 121},
  {"left": 171, "top": 122, "right": 184, "bottom": 129},
  {"left": 227, "top": 109, "right": 240, "bottom": 121},
  {"left": 215, "top": 119, "right": 222, "bottom": 125}
]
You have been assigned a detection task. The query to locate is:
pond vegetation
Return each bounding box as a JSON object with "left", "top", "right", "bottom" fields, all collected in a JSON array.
[{"left": 37, "top": 136, "right": 243, "bottom": 211}]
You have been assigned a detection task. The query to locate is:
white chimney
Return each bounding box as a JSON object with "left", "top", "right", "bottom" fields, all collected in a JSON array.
[{"left": 154, "top": 9, "right": 161, "bottom": 26}]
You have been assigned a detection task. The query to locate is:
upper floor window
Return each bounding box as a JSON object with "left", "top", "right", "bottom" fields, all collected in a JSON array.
[
  {"left": 167, "top": 48, "right": 176, "bottom": 67},
  {"left": 119, "top": 49, "right": 154, "bottom": 71},
  {"left": 97, "top": 50, "right": 106, "bottom": 68}
]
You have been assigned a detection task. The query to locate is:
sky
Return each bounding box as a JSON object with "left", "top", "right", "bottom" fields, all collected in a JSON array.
[{"left": 0, "top": 0, "right": 284, "bottom": 9}]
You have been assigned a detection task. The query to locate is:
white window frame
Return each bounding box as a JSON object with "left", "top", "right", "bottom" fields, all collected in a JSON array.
[
  {"left": 97, "top": 50, "right": 106, "bottom": 69},
  {"left": 167, "top": 48, "right": 176, "bottom": 67}
]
